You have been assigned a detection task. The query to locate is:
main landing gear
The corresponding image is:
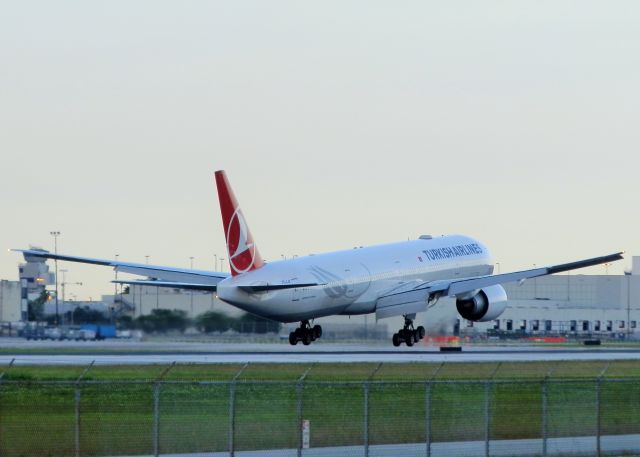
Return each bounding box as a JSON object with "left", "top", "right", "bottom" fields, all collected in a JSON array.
[
  {"left": 392, "top": 316, "right": 425, "bottom": 347},
  {"left": 289, "top": 321, "right": 323, "bottom": 346}
]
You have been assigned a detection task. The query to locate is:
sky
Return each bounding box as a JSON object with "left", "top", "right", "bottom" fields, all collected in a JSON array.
[{"left": 1, "top": 1, "right": 639, "bottom": 300}]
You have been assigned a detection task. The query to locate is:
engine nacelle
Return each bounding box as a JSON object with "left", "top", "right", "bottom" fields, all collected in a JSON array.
[{"left": 455, "top": 284, "right": 508, "bottom": 322}]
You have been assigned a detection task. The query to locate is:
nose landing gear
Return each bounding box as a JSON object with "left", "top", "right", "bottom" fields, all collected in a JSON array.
[
  {"left": 392, "top": 316, "right": 425, "bottom": 347},
  {"left": 289, "top": 321, "right": 323, "bottom": 345}
]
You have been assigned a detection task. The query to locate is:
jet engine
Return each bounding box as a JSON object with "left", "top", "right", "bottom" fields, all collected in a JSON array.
[{"left": 455, "top": 284, "right": 508, "bottom": 322}]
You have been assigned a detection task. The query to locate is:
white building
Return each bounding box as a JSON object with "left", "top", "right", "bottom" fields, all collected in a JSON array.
[{"left": 0, "top": 280, "right": 21, "bottom": 322}]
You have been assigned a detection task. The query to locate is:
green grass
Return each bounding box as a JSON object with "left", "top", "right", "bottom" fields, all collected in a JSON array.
[
  {"left": 2, "top": 361, "right": 640, "bottom": 456},
  {"left": 6, "top": 360, "right": 640, "bottom": 382}
]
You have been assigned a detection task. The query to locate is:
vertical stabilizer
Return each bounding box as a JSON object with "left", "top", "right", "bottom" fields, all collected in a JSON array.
[{"left": 215, "top": 170, "right": 265, "bottom": 276}]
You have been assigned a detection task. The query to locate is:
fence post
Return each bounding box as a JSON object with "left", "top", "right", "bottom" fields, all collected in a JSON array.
[
  {"left": 484, "top": 362, "right": 501, "bottom": 457},
  {"left": 596, "top": 377, "right": 601, "bottom": 456},
  {"left": 425, "top": 381, "right": 432, "bottom": 457},
  {"left": 74, "top": 360, "right": 95, "bottom": 457},
  {"left": 153, "top": 383, "right": 160, "bottom": 457},
  {"left": 426, "top": 362, "right": 444, "bottom": 457},
  {"left": 541, "top": 378, "right": 548, "bottom": 457},
  {"left": 364, "top": 382, "right": 370, "bottom": 457},
  {"left": 229, "top": 363, "right": 249, "bottom": 457},
  {"left": 541, "top": 367, "right": 554, "bottom": 457},
  {"left": 363, "top": 363, "right": 381, "bottom": 457},
  {"left": 484, "top": 380, "right": 491, "bottom": 457},
  {"left": 229, "top": 382, "right": 236, "bottom": 457},
  {"left": 153, "top": 362, "right": 176, "bottom": 457},
  {"left": 596, "top": 363, "right": 610, "bottom": 457},
  {"left": 0, "top": 358, "right": 15, "bottom": 381},
  {"left": 297, "top": 366, "right": 313, "bottom": 457},
  {"left": 75, "top": 387, "right": 81, "bottom": 457}
]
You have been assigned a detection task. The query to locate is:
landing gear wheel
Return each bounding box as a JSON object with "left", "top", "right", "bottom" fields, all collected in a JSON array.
[
  {"left": 393, "top": 315, "right": 423, "bottom": 347},
  {"left": 291, "top": 320, "right": 322, "bottom": 346}
]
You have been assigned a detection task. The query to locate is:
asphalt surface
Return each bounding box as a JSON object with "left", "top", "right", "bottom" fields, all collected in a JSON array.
[{"left": 1, "top": 339, "right": 639, "bottom": 365}]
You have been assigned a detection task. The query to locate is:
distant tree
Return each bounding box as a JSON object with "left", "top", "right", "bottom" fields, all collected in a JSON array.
[
  {"left": 195, "top": 311, "right": 280, "bottom": 334},
  {"left": 116, "top": 315, "right": 134, "bottom": 330},
  {"left": 27, "top": 290, "right": 48, "bottom": 321},
  {"left": 135, "top": 309, "right": 189, "bottom": 333},
  {"left": 195, "top": 311, "right": 234, "bottom": 333},
  {"left": 235, "top": 313, "right": 281, "bottom": 334},
  {"left": 72, "top": 306, "right": 108, "bottom": 324}
]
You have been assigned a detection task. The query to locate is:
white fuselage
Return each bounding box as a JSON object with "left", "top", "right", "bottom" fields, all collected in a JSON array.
[{"left": 217, "top": 235, "right": 494, "bottom": 322}]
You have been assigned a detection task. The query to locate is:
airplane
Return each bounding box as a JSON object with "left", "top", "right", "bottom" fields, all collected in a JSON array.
[{"left": 15, "top": 170, "right": 624, "bottom": 346}]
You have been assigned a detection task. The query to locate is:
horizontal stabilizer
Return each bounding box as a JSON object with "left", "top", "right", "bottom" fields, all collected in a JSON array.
[
  {"left": 237, "top": 283, "right": 323, "bottom": 293},
  {"left": 112, "top": 280, "right": 217, "bottom": 292}
]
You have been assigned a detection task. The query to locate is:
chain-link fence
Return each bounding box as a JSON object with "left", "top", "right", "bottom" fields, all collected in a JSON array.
[{"left": 2, "top": 376, "right": 640, "bottom": 456}]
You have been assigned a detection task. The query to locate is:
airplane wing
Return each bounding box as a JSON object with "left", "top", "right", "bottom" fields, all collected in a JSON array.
[
  {"left": 375, "top": 252, "right": 624, "bottom": 319},
  {"left": 13, "top": 249, "right": 229, "bottom": 286}
]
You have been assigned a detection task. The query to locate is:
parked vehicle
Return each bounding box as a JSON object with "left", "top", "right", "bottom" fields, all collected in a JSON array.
[
  {"left": 80, "top": 324, "right": 116, "bottom": 340},
  {"left": 43, "top": 327, "right": 62, "bottom": 340}
]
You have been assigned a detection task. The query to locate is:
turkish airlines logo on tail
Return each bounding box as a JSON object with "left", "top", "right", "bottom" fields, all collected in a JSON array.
[{"left": 226, "top": 208, "right": 257, "bottom": 274}]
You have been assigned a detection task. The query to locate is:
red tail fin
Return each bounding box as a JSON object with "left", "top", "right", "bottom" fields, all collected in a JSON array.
[{"left": 215, "top": 170, "right": 264, "bottom": 276}]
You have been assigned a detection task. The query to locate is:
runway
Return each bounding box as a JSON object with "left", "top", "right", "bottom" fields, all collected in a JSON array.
[{"left": 1, "top": 339, "right": 639, "bottom": 365}]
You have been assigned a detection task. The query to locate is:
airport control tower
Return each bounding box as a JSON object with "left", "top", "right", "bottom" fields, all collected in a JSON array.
[{"left": 18, "top": 250, "right": 54, "bottom": 321}]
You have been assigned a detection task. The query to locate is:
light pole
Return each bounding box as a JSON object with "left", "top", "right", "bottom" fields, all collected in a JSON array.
[
  {"left": 60, "top": 270, "right": 82, "bottom": 325},
  {"left": 114, "top": 254, "right": 119, "bottom": 322},
  {"left": 219, "top": 258, "right": 225, "bottom": 272},
  {"left": 145, "top": 255, "right": 149, "bottom": 264},
  {"left": 60, "top": 269, "right": 68, "bottom": 324},
  {"left": 214, "top": 253, "right": 218, "bottom": 271},
  {"left": 627, "top": 271, "right": 631, "bottom": 339},
  {"left": 50, "top": 231, "right": 61, "bottom": 326},
  {"left": 189, "top": 257, "right": 195, "bottom": 317}
]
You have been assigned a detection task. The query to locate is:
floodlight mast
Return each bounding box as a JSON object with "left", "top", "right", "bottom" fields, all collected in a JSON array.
[{"left": 50, "top": 231, "right": 61, "bottom": 326}]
